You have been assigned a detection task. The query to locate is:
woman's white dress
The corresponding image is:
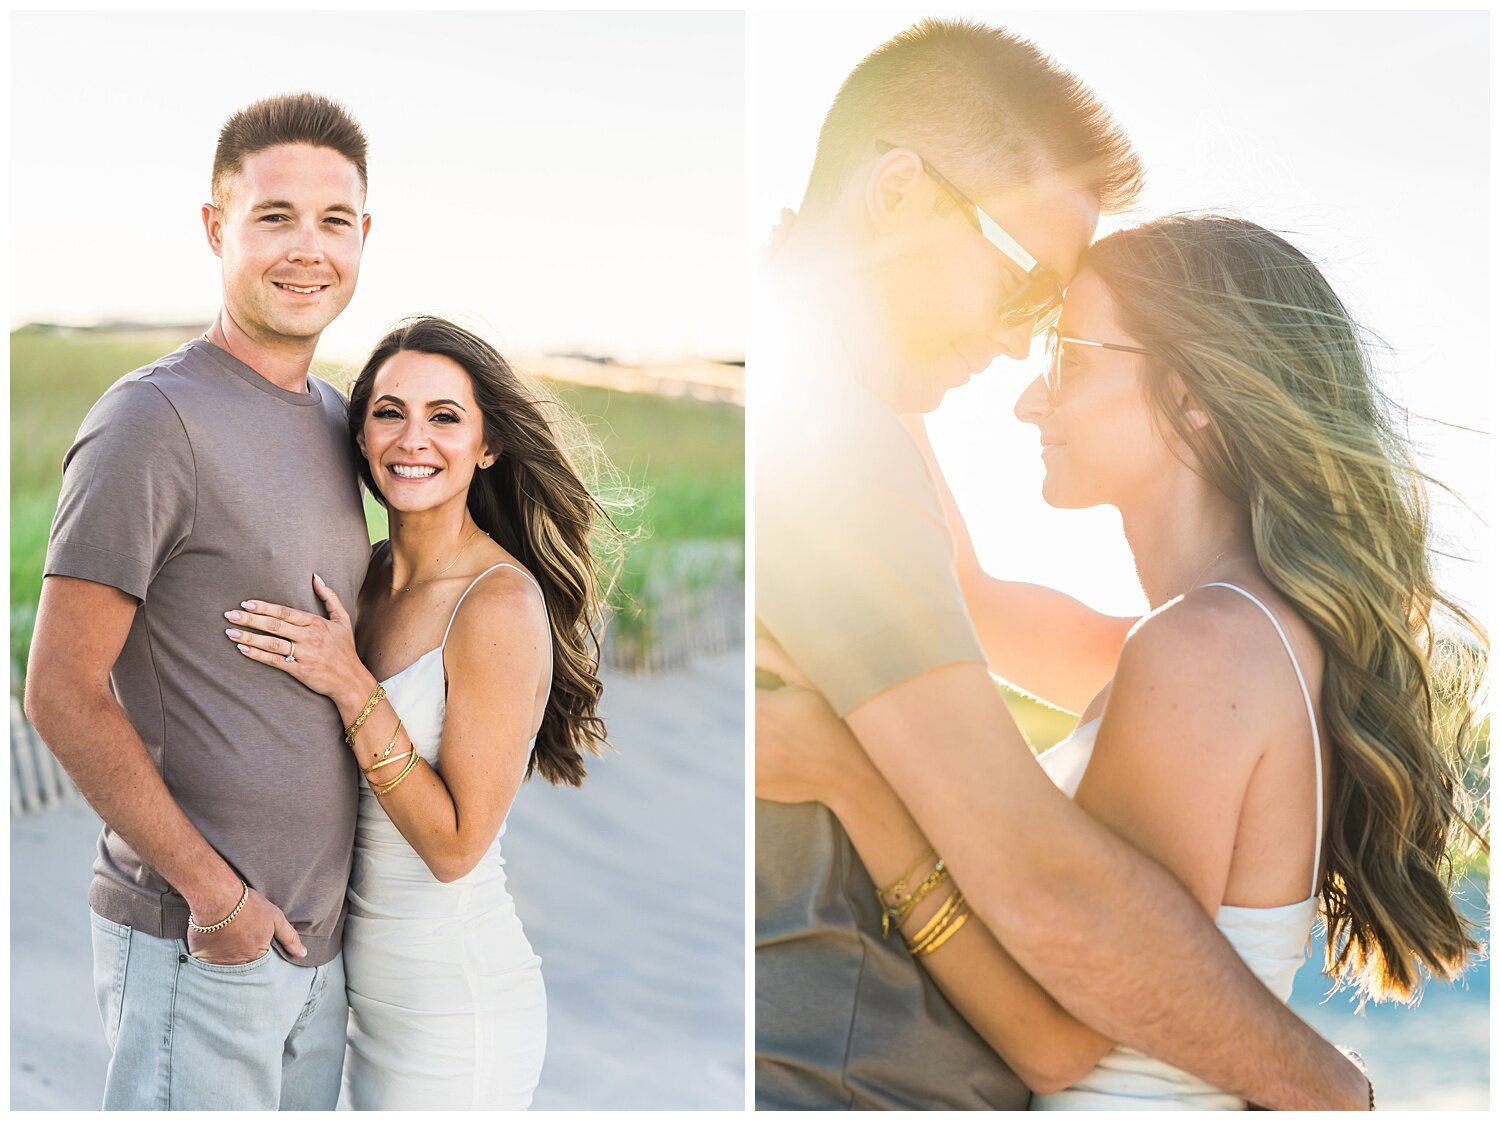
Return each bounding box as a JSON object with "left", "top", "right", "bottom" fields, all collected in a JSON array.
[
  {"left": 1030, "top": 583, "right": 1324, "bottom": 1111},
  {"left": 341, "top": 564, "right": 549, "bottom": 1110}
]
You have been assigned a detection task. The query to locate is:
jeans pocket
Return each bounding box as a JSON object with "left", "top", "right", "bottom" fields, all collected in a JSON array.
[
  {"left": 89, "top": 910, "right": 131, "bottom": 1050},
  {"left": 182, "top": 946, "right": 275, "bottom": 975}
]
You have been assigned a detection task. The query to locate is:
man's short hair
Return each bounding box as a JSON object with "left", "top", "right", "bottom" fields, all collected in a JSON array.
[
  {"left": 211, "top": 92, "right": 368, "bottom": 209},
  {"left": 801, "top": 19, "right": 1143, "bottom": 216}
]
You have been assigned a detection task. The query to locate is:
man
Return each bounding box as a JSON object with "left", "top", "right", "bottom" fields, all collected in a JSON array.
[
  {"left": 24, "top": 93, "right": 375, "bottom": 1110},
  {"left": 754, "top": 20, "right": 1369, "bottom": 1109}
]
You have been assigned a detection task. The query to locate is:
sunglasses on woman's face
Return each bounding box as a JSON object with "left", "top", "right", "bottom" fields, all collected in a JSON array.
[
  {"left": 877, "top": 142, "right": 1065, "bottom": 334},
  {"left": 1043, "top": 326, "right": 1153, "bottom": 405}
]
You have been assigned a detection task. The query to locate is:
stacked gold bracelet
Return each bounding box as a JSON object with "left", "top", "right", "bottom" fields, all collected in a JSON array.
[
  {"left": 880, "top": 860, "right": 949, "bottom": 937},
  {"left": 345, "top": 684, "right": 387, "bottom": 748},
  {"left": 371, "top": 745, "right": 419, "bottom": 797},
  {"left": 877, "top": 846, "right": 932, "bottom": 936},
  {"left": 363, "top": 720, "right": 410, "bottom": 774},
  {"left": 906, "top": 888, "right": 970, "bottom": 958},
  {"left": 879, "top": 845, "right": 934, "bottom": 901}
]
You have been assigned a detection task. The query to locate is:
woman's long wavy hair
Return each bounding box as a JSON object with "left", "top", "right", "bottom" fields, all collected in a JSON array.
[
  {"left": 1087, "top": 215, "right": 1488, "bottom": 1003},
  {"left": 349, "top": 316, "right": 626, "bottom": 787}
]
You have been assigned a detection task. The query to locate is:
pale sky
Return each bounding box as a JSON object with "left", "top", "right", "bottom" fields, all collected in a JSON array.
[
  {"left": 10, "top": 10, "right": 744, "bottom": 365},
  {"left": 751, "top": 10, "right": 1491, "bottom": 624}
]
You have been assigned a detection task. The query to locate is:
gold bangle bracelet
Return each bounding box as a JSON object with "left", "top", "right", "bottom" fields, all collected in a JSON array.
[
  {"left": 372, "top": 749, "right": 419, "bottom": 796},
  {"left": 884, "top": 860, "right": 949, "bottom": 936},
  {"left": 373, "top": 766, "right": 416, "bottom": 797},
  {"left": 909, "top": 893, "right": 968, "bottom": 957},
  {"left": 906, "top": 887, "right": 963, "bottom": 950},
  {"left": 913, "top": 907, "right": 970, "bottom": 958},
  {"left": 364, "top": 748, "right": 413, "bottom": 775},
  {"left": 364, "top": 719, "right": 407, "bottom": 772},
  {"left": 373, "top": 748, "right": 418, "bottom": 791},
  {"left": 345, "top": 685, "right": 387, "bottom": 748}
]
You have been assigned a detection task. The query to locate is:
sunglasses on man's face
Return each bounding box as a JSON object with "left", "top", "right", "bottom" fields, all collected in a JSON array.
[
  {"left": 1043, "top": 326, "right": 1153, "bottom": 405},
  {"left": 876, "top": 142, "right": 1065, "bottom": 335}
]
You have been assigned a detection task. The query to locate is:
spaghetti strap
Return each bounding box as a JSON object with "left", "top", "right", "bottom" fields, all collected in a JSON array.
[
  {"left": 441, "top": 563, "right": 548, "bottom": 650},
  {"left": 1201, "top": 582, "right": 1324, "bottom": 898}
]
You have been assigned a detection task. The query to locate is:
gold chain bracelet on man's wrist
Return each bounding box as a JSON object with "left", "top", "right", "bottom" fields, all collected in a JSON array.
[{"left": 187, "top": 879, "right": 249, "bottom": 934}]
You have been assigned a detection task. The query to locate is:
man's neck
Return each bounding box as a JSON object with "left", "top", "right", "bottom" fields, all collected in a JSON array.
[
  {"left": 765, "top": 219, "right": 904, "bottom": 403},
  {"left": 204, "top": 311, "right": 317, "bottom": 394}
]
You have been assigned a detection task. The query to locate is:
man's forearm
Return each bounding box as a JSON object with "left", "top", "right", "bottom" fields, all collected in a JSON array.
[
  {"left": 27, "top": 683, "right": 242, "bottom": 917},
  {"left": 847, "top": 664, "right": 1366, "bottom": 1109},
  {"left": 1000, "top": 809, "right": 1362, "bottom": 1108},
  {"left": 828, "top": 762, "right": 1114, "bottom": 1093}
]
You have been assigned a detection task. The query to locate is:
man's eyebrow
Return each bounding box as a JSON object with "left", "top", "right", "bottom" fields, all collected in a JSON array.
[{"left": 248, "top": 200, "right": 361, "bottom": 217}]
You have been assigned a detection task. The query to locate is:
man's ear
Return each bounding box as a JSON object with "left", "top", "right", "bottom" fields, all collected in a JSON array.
[
  {"left": 202, "top": 203, "right": 225, "bottom": 257},
  {"left": 763, "top": 208, "right": 797, "bottom": 260},
  {"left": 864, "top": 147, "right": 923, "bottom": 234},
  {"left": 361, "top": 212, "right": 372, "bottom": 243}
]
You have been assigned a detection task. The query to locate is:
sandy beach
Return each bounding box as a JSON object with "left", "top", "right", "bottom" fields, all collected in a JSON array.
[{"left": 9, "top": 650, "right": 746, "bottom": 1110}]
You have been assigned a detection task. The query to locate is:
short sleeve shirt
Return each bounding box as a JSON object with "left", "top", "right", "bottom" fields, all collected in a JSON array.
[
  {"left": 755, "top": 368, "right": 1028, "bottom": 1109},
  {"left": 45, "top": 340, "right": 372, "bottom": 967}
]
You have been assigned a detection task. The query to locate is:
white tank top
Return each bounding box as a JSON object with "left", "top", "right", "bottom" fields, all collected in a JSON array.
[{"left": 1030, "top": 582, "right": 1323, "bottom": 1111}]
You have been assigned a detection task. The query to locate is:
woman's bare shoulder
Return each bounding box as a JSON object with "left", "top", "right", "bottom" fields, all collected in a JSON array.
[
  {"left": 443, "top": 557, "right": 549, "bottom": 666},
  {"left": 1117, "top": 578, "right": 1320, "bottom": 734}
]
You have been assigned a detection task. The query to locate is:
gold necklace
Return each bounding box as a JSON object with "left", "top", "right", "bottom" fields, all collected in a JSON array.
[
  {"left": 400, "top": 526, "right": 483, "bottom": 594},
  {"left": 1182, "top": 547, "right": 1233, "bottom": 597}
]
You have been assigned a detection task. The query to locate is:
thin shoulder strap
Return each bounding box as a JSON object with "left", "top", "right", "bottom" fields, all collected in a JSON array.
[
  {"left": 1201, "top": 582, "right": 1324, "bottom": 898},
  {"left": 440, "top": 562, "right": 547, "bottom": 649}
]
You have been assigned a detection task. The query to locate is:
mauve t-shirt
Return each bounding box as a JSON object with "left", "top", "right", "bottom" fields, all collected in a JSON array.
[
  {"left": 755, "top": 356, "right": 1027, "bottom": 1109},
  {"left": 45, "top": 339, "right": 371, "bottom": 967}
]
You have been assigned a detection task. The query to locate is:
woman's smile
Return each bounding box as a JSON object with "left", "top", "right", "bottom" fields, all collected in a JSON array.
[{"left": 386, "top": 463, "right": 443, "bottom": 481}]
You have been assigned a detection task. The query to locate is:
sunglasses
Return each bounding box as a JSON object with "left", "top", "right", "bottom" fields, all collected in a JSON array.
[
  {"left": 1043, "top": 326, "right": 1152, "bottom": 405},
  {"left": 877, "top": 141, "right": 1065, "bottom": 334}
]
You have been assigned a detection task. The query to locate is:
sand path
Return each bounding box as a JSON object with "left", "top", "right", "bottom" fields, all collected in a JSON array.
[{"left": 10, "top": 652, "right": 746, "bottom": 1110}]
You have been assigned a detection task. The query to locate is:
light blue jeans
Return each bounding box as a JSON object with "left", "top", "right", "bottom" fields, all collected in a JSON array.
[{"left": 90, "top": 909, "right": 347, "bottom": 1110}]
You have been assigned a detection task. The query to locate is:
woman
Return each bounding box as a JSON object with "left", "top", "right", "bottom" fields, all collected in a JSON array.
[
  {"left": 757, "top": 215, "right": 1486, "bottom": 1107},
  {"left": 222, "top": 316, "right": 619, "bottom": 1109}
]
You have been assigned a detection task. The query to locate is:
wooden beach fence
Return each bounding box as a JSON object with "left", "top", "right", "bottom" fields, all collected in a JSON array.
[
  {"left": 11, "top": 695, "right": 78, "bottom": 815},
  {"left": 602, "top": 581, "right": 745, "bottom": 676},
  {"left": 10, "top": 575, "right": 744, "bottom": 815}
]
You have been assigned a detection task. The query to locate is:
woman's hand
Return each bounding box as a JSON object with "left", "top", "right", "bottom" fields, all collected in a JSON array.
[
  {"left": 224, "top": 573, "right": 375, "bottom": 715},
  {"left": 755, "top": 636, "right": 876, "bottom": 809}
]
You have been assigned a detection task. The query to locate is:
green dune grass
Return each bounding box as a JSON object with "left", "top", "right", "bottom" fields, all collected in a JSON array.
[{"left": 10, "top": 330, "right": 743, "bottom": 683}]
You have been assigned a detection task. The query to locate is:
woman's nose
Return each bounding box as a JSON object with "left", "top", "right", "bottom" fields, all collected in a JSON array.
[
  {"left": 1014, "top": 374, "right": 1052, "bottom": 424},
  {"left": 397, "top": 421, "right": 430, "bottom": 450}
]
